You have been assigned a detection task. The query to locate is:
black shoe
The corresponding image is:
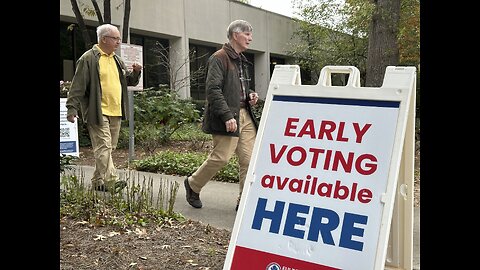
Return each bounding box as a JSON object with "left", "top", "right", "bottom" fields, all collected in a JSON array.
[
  {"left": 94, "top": 184, "right": 109, "bottom": 192},
  {"left": 94, "top": 181, "right": 127, "bottom": 193},
  {"left": 184, "top": 177, "right": 202, "bottom": 208},
  {"left": 235, "top": 197, "right": 240, "bottom": 212}
]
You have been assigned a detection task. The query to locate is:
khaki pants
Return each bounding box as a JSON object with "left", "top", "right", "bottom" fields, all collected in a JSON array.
[
  {"left": 87, "top": 115, "right": 122, "bottom": 187},
  {"left": 189, "top": 108, "right": 256, "bottom": 196}
]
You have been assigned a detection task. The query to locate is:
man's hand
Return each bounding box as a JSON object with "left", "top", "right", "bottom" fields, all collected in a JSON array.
[
  {"left": 225, "top": 118, "right": 238, "bottom": 132},
  {"left": 249, "top": 92, "right": 259, "bottom": 106},
  {"left": 67, "top": 115, "right": 77, "bottom": 123},
  {"left": 132, "top": 62, "right": 143, "bottom": 72}
]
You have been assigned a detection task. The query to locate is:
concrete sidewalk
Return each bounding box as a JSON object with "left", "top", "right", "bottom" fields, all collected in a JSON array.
[{"left": 64, "top": 165, "right": 420, "bottom": 269}]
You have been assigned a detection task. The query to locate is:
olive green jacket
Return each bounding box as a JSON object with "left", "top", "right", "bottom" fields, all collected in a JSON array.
[
  {"left": 66, "top": 45, "right": 141, "bottom": 125},
  {"left": 202, "top": 43, "right": 258, "bottom": 136}
]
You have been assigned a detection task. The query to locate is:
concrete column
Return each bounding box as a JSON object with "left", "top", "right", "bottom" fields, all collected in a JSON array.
[
  {"left": 170, "top": 37, "right": 190, "bottom": 99},
  {"left": 254, "top": 52, "right": 270, "bottom": 100}
]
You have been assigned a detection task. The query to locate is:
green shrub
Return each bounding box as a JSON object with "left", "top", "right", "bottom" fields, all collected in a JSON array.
[
  {"left": 116, "top": 126, "right": 130, "bottom": 149},
  {"left": 132, "top": 87, "right": 200, "bottom": 147},
  {"left": 170, "top": 122, "right": 210, "bottom": 141},
  {"left": 60, "top": 154, "right": 78, "bottom": 173},
  {"left": 135, "top": 123, "right": 171, "bottom": 154},
  {"left": 191, "top": 99, "right": 206, "bottom": 116},
  {"left": 132, "top": 150, "right": 240, "bottom": 183}
]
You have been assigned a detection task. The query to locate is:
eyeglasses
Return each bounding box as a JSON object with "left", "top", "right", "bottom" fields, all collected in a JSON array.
[{"left": 105, "top": 36, "right": 122, "bottom": 42}]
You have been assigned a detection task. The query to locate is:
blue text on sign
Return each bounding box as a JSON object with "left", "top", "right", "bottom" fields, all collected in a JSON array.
[{"left": 251, "top": 198, "right": 367, "bottom": 251}]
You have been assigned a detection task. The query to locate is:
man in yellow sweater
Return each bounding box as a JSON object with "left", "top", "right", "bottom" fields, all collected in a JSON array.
[{"left": 66, "top": 24, "right": 142, "bottom": 192}]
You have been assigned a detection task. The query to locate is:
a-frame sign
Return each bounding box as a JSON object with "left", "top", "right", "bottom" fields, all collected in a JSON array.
[{"left": 224, "top": 65, "right": 416, "bottom": 270}]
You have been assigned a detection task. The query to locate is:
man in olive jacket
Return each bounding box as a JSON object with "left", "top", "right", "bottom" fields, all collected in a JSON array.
[
  {"left": 66, "top": 24, "right": 142, "bottom": 193},
  {"left": 184, "top": 20, "right": 260, "bottom": 210}
]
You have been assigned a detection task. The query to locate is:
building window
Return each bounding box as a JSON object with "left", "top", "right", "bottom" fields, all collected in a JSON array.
[
  {"left": 130, "top": 35, "right": 169, "bottom": 89},
  {"left": 59, "top": 22, "right": 96, "bottom": 81},
  {"left": 189, "top": 44, "right": 217, "bottom": 101}
]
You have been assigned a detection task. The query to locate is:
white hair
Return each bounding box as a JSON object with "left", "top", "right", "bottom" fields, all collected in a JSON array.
[
  {"left": 227, "top": 20, "right": 253, "bottom": 40},
  {"left": 96, "top": 24, "right": 119, "bottom": 43}
]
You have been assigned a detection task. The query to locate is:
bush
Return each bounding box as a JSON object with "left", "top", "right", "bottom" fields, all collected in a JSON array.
[
  {"left": 132, "top": 87, "right": 200, "bottom": 149},
  {"left": 132, "top": 150, "right": 240, "bottom": 183},
  {"left": 60, "top": 154, "right": 78, "bottom": 173}
]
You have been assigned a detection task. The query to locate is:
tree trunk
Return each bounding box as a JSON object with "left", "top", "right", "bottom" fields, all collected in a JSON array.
[
  {"left": 104, "top": 0, "right": 111, "bottom": 23},
  {"left": 91, "top": 0, "right": 104, "bottom": 24},
  {"left": 70, "top": 0, "right": 93, "bottom": 48},
  {"left": 365, "top": 0, "right": 400, "bottom": 87},
  {"left": 122, "top": 0, "right": 131, "bottom": 42},
  {"left": 69, "top": 0, "right": 131, "bottom": 50}
]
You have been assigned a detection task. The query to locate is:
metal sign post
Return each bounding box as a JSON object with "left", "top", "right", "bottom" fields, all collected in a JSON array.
[{"left": 118, "top": 43, "right": 143, "bottom": 162}]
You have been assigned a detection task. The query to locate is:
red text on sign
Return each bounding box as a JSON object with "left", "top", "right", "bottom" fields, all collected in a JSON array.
[
  {"left": 269, "top": 144, "right": 378, "bottom": 175},
  {"left": 284, "top": 118, "right": 372, "bottom": 143}
]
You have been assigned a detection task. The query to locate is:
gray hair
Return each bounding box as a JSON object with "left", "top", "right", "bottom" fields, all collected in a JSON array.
[
  {"left": 227, "top": 20, "right": 253, "bottom": 40},
  {"left": 96, "top": 24, "right": 119, "bottom": 43}
]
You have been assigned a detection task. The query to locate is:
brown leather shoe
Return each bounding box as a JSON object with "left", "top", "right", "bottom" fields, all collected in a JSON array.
[{"left": 184, "top": 177, "right": 202, "bottom": 208}]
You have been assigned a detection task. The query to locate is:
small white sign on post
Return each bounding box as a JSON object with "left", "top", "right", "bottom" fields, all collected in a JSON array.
[
  {"left": 118, "top": 43, "right": 144, "bottom": 91},
  {"left": 60, "top": 98, "right": 79, "bottom": 157},
  {"left": 224, "top": 65, "right": 416, "bottom": 270}
]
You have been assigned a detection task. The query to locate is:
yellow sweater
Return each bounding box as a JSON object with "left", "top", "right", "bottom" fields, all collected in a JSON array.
[{"left": 97, "top": 45, "right": 122, "bottom": 116}]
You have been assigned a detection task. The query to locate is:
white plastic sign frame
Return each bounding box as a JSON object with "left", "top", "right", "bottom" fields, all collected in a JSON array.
[
  {"left": 60, "top": 98, "right": 79, "bottom": 157},
  {"left": 224, "top": 65, "right": 416, "bottom": 270}
]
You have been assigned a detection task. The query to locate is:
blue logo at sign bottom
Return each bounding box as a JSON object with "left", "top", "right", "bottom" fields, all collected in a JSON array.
[{"left": 266, "top": 262, "right": 281, "bottom": 270}]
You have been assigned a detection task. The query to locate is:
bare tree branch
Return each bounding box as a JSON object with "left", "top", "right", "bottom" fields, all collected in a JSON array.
[
  {"left": 150, "top": 43, "right": 207, "bottom": 94},
  {"left": 90, "top": 0, "right": 104, "bottom": 24}
]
